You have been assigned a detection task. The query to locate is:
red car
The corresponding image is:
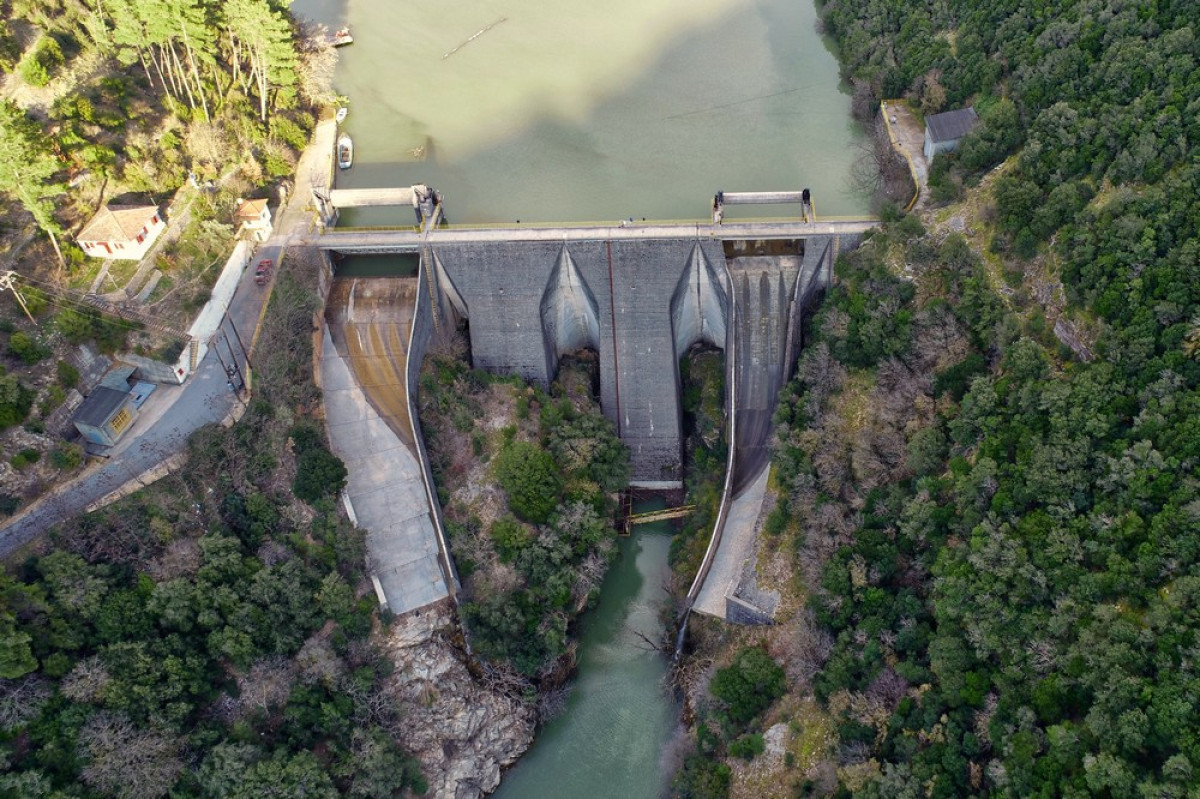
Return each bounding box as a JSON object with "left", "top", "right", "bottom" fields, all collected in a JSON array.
[{"left": 254, "top": 259, "right": 272, "bottom": 286}]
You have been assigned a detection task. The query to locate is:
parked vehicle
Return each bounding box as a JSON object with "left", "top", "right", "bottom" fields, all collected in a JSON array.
[{"left": 255, "top": 259, "right": 272, "bottom": 286}]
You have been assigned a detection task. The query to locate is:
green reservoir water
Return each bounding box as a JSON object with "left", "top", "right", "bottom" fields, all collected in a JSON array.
[
  {"left": 491, "top": 520, "right": 678, "bottom": 799},
  {"left": 293, "top": 0, "right": 868, "bottom": 226}
]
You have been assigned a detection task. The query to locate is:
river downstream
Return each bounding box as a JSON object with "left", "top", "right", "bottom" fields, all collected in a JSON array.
[{"left": 492, "top": 519, "right": 677, "bottom": 799}]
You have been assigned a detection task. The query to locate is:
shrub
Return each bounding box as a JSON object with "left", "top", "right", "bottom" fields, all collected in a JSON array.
[
  {"left": 17, "top": 36, "right": 64, "bottom": 87},
  {"left": 932, "top": 353, "right": 987, "bottom": 400},
  {"left": 11, "top": 448, "right": 41, "bottom": 470},
  {"left": 0, "top": 372, "right": 33, "bottom": 428},
  {"left": 293, "top": 444, "right": 347, "bottom": 503},
  {"left": 673, "top": 755, "right": 731, "bottom": 799},
  {"left": 494, "top": 441, "right": 562, "bottom": 524},
  {"left": 56, "top": 360, "right": 80, "bottom": 389},
  {"left": 710, "top": 647, "right": 786, "bottom": 726},
  {"left": 7, "top": 331, "right": 49, "bottom": 364},
  {"left": 729, "top": 733, "right": 765, "bottom": 760},
  {"left": 270, "top": 116, "right": 308, "bottom": 150},
  {"left": 38, "top": 385, "right": 66, "bottom": 416},
  {"left": 490, "top": 516, "right": 530, "bottom": 562},
  {"left": 49, "top": 445, "right": 83, "bottom": 471}
]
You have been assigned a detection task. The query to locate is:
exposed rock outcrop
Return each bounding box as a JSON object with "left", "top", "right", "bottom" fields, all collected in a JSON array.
[{"left": 382, "top": 603, "right": 535, "bottom": 799}]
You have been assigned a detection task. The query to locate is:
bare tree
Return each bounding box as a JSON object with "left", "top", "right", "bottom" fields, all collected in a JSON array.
[
  {"left": 60, "top": 656, "right": 112, "bottom": 704},
  {"left": 0, "top": 676, "right": 52, "bottom": 732},
  {"left": 295, "top": 23, "right": 338, "bottom": 105},
  {"left": 850, "top": 117, "right": 916, "bottom": 209},
  {"left": 296, "top": 631, "right": 344, "bottom": 687},
  {"left": 536, "top": 682, "right": 573, "bottom": 724},
  {"left": 234, "top": 656, "right": 296, "bottom": 715},
  {"left": 78, "top": 712, "right": 184, "bottom": 799}
]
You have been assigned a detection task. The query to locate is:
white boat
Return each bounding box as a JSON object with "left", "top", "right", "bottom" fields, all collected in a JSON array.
[
  {"left": 329, "top": 27, "right": 353, "bottom": 47},
  {"left": 335, "top": 107, "right": 348, "bottom": 125},
  {"left": 337, "top": 134, "right": 353, "bottom": 169}
]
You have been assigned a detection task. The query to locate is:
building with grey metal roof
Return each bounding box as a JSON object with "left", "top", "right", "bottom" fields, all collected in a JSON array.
[{"left": 924, "top": 107, "right": 979, "bottom": 160}]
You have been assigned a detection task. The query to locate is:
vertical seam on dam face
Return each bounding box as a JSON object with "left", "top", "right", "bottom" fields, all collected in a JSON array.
[{"left": 606, "top": 239, "right": 622, "bottom": 437}]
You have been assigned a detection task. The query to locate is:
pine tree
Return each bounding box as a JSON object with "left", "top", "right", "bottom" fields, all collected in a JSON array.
[{"left": 0, "top": 101, "right": 67, "bottom": 272}]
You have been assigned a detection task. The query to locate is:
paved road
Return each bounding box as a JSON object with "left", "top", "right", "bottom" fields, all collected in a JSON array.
[
  {"left": 0, "top": 121, "right": 338, "bottom": 559},
  {"left": 0, "top": 346, "right": 235, "bottom": 557}
]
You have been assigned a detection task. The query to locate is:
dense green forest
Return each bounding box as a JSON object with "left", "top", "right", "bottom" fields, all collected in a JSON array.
[
  {"left": 0, "top": 259, "right": 426, "bottom": 797},
  {"left": 418, "top": 356, "right": 630, "bottom": 679},
  {"left": 758, "top": 0, "right": 1200, "bottom": 795}
]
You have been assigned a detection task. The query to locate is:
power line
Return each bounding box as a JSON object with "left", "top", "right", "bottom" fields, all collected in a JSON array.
[{"left": 5, "top": 272, "right": 190, "bottom": 338}]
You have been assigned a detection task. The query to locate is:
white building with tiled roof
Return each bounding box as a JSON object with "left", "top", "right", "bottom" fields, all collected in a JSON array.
[
  {"left": 76, "top": 204, "right": 165, "bottom": 260},
  {"left": 233, "top": 198, "right": 273, "bottom": 242}
]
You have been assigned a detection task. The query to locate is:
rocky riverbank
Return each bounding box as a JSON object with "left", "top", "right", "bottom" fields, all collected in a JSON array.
[{"left": 381, "top": 603, "right": 536, "bottom": 799}]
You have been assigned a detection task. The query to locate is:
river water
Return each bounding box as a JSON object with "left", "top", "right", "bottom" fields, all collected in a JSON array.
[
  {"left": 493, "top": 521, "right": 677, "bottom": 799},
  {"left": 291, "top": 0, "right": 861, "bottom": 793},
  {"left": 292, "top": 0, "right": 867, "bottom": 225}
]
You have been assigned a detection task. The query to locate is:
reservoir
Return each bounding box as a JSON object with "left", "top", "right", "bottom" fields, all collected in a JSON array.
[{"left": 292, "top": 0, "right": 868, "bottom": 225}]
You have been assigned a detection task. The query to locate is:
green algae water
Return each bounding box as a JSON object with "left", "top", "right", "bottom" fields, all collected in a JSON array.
[
  {"left": 292, "top": 0, "right": 868, "bottom": 226},
  {"left": 492, "top": 518, "right": 678, "bottom": 799}
]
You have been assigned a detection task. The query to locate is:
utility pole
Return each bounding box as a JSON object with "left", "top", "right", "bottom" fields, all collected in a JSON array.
[
  {"left": 226, "top": 320, "right": 252, "bottom": 390},
  {"left": 212, "top": 333, "right": 245, "bottom": 395},
  {"left": 0, "top": 271, "right": 37, "bottom": 325},
  {"left": 221, "top": 333, "right": 245, "bottom": 392}
]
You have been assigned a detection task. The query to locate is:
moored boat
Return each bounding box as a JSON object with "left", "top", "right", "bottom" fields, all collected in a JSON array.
[
  {"left": 329, "top": 26, "right": 353, "bottom": 47},
  {"left": 335, "top": 107, "right": 348, "bottom": 125},
  {"left": 337, "top": 133, "right": 353, "bottom": 169}
]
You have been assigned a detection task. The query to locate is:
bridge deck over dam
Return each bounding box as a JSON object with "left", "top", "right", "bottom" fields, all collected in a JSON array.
[{"left": 317, "top": 218, "right": 874, "bottom": 251}]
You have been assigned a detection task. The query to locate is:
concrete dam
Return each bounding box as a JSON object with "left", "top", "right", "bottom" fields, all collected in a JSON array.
[{"left": 317, "top": 217, "right": 869, "bottom": 619}]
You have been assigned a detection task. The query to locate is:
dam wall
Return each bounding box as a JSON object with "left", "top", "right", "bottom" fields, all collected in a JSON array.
[
  {"left": 431, "top": 238, "right": 733, "bottom": 487},
  {"left": 327, "top": 229, "right": 861, "bottom": 487}
]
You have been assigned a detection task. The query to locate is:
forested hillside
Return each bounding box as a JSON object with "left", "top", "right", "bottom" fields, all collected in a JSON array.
[
  {"left": 0, "top": 0, "right": 333, "bottom": 279},
  {"left": 0, "top": 256, "right": 426, "bottom": 796},
  {"left": 766, "top": 0, "right": 1200, "bottom": 795}
]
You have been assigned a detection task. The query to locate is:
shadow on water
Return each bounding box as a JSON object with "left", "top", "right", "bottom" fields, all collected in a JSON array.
[{"left": 333, "top": 253, "right": 419, "bottom": 278}]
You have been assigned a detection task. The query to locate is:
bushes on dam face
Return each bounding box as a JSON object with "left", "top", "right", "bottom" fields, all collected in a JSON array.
[{"left": 419, "top": 356, "right": 629, "bottom": 678}]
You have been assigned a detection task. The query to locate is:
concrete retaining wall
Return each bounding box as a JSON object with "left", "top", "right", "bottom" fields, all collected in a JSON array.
[
  {"left": 173, "top": 241, "right": 253, "bottom": 381},
  {"left": 409, "top": 256, "right": 461, "bottom": 597}
]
